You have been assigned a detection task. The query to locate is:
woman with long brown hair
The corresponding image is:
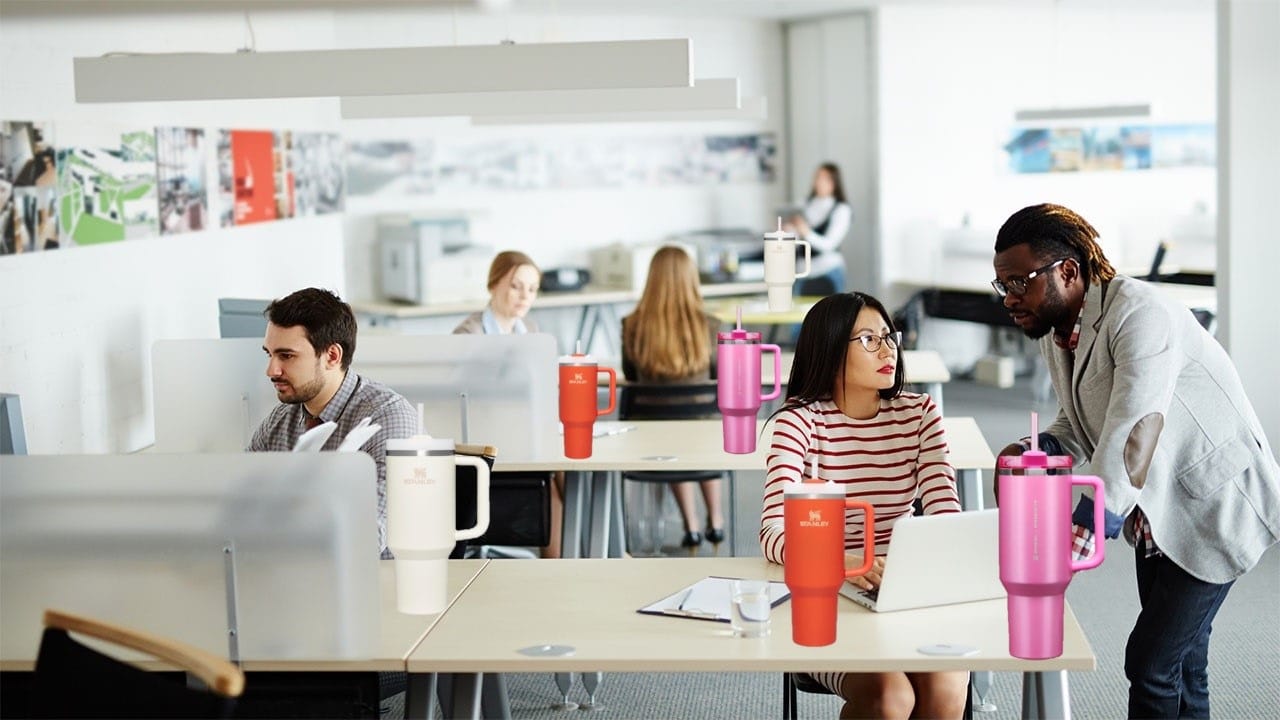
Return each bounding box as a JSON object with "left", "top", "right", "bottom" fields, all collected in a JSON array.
[{"left": 621, "top": 246, "right": 725, "bottom": 549}]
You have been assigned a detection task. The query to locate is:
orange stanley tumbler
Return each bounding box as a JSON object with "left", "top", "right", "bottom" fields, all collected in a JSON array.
[
  {"left": 783, "top": 469, "right": 875, "bottom": 647},
  {"left": 558, "top": 343, "right": 616, "bottom": 459}
]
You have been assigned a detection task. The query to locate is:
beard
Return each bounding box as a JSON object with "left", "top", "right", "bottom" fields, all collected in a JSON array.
[
  {"left": 1020, "top": 281, "right": 1072, "bottom": 340},
  {"left": 273, "top": 360, "right": 326, "bottom": 405}
]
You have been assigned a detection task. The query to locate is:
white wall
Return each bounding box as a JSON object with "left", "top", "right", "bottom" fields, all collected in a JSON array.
[
  {"left": 0, "top": 5, "right": 786, "bottom": 452},
  {"left": 0, "top": 7, "right": 347, "bottom": 453},
  {"left": 1218, "top": 0, "right": 1280, "bottom": 449},
  {"left": 877, "top": 2, "right": 1217, "bottom": 291}
]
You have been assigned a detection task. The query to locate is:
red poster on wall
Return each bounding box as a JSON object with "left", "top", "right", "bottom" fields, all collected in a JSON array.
[{"left": 230, "top": 130, "right": 276, "bottom": 225}]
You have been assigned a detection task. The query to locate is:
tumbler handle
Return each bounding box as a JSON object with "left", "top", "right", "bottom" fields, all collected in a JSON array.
[
  {"left": 795, "top": 240, "right": 812, "bottom": 279},
  {"left": 453, "top": 455, "right": 491, "bottom": 541},
  {"left": 761, "top": 344, "right": 783, "bottom": 401},
  {"left": 1070, "top": 476, "right": 1106, "bottom": 572},
  {"left": 843, "top": 500, "right": 876, "bottom": 578},
  {"left": 597, "top": 367, "right": 617, "bottom": 416}
]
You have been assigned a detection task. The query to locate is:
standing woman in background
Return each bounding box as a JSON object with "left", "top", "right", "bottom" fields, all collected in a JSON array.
[
  {"left": 784, "top": 162, "right": 852, "bottom": 296},
  {"left": 453, "top": 250, "right": 541, "bottom": 335},
  {"left": 621, "top": 246, "right": 726, "bottom": 549},
  {"left": 454, "top": 250, "right": 563, "bottom": 560}
]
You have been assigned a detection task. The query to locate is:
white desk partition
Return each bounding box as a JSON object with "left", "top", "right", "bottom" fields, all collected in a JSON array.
[
  {"left": 153, "top": 334, "right": 558, "bottom": 460},
  {"left": 353, "top": 334, "right": 558, "bottom": 461},
  {"left": 153, "top": 337, "right": 278, "bottom": 452},
  {"left": 0, "top": 452, "right": 381, "bottom": 663}
]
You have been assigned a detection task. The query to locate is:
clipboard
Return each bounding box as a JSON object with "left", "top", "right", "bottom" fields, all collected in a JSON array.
[{"left": 636, "top": 576, "right": 790, "bottom": 623}]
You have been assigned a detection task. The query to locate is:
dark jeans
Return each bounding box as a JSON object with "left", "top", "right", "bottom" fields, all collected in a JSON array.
[{"left": 1125, "top": 546, "right": 1235, "bottom": 719}]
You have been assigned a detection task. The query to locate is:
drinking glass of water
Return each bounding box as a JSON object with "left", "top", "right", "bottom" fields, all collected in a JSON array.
[{"left": 730, "top": 579, "right": 772, "bottom": 638}]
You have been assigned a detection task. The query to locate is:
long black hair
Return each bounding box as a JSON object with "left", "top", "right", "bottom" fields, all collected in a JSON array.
[{"left": 776, "top": 292, "right": 905, "bottom": 416}]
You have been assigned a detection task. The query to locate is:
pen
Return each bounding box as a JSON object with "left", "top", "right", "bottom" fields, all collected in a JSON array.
[
  {"left": 675, "top": 588, "right": 693, "bottom": 611},
  {"left": 607, "top": 425, "right": 636, "bottom": 436}
]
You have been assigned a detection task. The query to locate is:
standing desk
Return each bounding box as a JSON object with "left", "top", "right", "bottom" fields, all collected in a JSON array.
[
  {"left": 494, "top": 417, "right": 995, "bottom": 559},
  {"left": 406, "top": 558, "right": 1094, "bottom": 720}
]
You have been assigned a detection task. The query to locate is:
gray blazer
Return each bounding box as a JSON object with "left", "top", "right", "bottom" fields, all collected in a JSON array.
[{"left": 1043, "top": 275, "right": 1278, "bottom": 584}]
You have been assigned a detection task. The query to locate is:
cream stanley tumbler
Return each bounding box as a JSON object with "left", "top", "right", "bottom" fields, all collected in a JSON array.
[
  {"left": 783, "top": 461, "right": 874, "bottom": 647},
  {"left": 717, "top": 307, "right": 782, "bottom": 454},
  {"left": 385, "top": 436, "right": 490, "bottom": 615},
  {"left": 997, "top": 413, "right": 1105, "bottom": 659},
  {"left": 763, "top": 217, "right": 811, "bottom": 312}
]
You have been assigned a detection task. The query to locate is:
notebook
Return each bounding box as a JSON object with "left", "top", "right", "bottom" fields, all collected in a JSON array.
[
  {"left": 637, "top": 576, "right": 790, "bottom": 623},
  {"left": 840, "top": 509, "right": 1005, "bottom": 613},
  {"left": 558, "top": 421, "right": 636, "bottom": 438}
]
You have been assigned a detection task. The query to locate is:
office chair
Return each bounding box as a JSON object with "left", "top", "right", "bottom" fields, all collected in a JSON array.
[
  {"left": 1146, "top": 241, "right": 1169, "bottom": 282},
  {"left": 450, "top": 443, "right": 553, "bottom": 560},
  {"left": 783, "top": 671, "right": 974, "bottom": 720},
  {"left": 1, "top": 392, "right": 27, "bottom": 455},
  {"left": 618, "top": 382, "right": 736, "bottom": 556},
  {"left": 30, "top": 608, "right": 244, "bottom": 719}
]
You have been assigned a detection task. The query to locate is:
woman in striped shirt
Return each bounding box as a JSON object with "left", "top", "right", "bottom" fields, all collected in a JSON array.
[{"left": 761, "top": 292, "right": 967, "bottom": 719}]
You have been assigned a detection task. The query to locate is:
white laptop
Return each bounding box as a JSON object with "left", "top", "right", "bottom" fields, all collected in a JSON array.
[{"left": 840, "top": 509, "right": 1005, "bottom": 613}]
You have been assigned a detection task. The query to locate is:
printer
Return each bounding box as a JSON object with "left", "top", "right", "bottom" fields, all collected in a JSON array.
[
  {"left": 673, "top": 228, "right": 764, "bottom": 283},
  {"left": 589, "top": 241, "right": 697, "bottom": 290},
  {"left": 378, "top": 215, "right": 491, "bottom": 305}
]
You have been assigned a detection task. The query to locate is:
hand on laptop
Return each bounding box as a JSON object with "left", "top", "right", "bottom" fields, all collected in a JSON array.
[{"left": 846, "top": 555, "right": 885, "bottom": 591}]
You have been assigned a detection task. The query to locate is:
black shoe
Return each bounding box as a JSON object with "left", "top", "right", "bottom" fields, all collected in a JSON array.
[
  {"left": 705, "top": 526, "right": 726, "bottom": 544},
  {"left": 680, "top": 531, "right": 703, "bottom": 548}
]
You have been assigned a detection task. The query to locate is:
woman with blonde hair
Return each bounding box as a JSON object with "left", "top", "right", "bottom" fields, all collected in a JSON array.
[
  {"left": 621, "top": 246, "right": 725, "bottom": 549},
  {"left": 453, "top": 250, "right": 541, "bottom": 335},
  {"left": 455, "top": 249, "right": 563, "bottom": 560}
]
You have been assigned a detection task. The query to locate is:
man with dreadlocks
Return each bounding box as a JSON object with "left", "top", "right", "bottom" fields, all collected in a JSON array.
[{"left": 991, "top": 203, "right": 1277, "bottom": 719}]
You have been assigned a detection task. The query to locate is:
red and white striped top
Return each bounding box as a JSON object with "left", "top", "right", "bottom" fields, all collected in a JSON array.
[{"left": 760, "top": 393, "right": 961, "bottom": 564}]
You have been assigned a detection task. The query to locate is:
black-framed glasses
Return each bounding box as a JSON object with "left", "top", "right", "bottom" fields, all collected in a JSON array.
[
  {"left": 991, "top": 259, "right": 1066, "bottom": 298},
  {"left": 849, "top": 331, "right": 902, "bottom": 353}
]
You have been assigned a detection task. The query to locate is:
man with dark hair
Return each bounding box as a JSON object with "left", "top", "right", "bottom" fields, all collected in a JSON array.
[
  {"left": 248, "top": 287, "right": 418, "bottom": 556},
  {"left": 992, "top": 203, "right": 1278, "bottom": 719}
]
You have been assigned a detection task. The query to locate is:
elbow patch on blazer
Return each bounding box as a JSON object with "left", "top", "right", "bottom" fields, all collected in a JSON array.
[{"left": 1124, "top": 413, "right": 1164, "bottom": 489}]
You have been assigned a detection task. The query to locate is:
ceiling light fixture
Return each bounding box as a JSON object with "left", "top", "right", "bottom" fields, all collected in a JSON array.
[
  {"left": 73, "top": 38, "right": 692, "bottom": 103},
  {"left": 340, "top": 78, "right": 739, "bottom": 120},
  {"left": 1013, "top": 104, "right": 1152, "bottom": 122},
  {"left": 469, "top": 96, "right": 768, "bottom": 126}
]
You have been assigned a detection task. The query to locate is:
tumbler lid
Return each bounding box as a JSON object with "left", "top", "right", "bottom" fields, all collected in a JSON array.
[
  {"left": 718, "top": 327, "right": 761, "bottom": 343},
  {"left": 558, "top": 339, "right": 596, "bottom": 365},
  {"left": 763, "top": 216, "right": 797, "bottom": 242},
  {"left": 996, "top": 451, "right": 1073, "bottom": 470}
]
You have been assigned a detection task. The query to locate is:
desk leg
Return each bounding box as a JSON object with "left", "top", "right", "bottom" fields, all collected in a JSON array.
[
  {"left": 608, "top": 471, "right": 627, "bottom": 558},
  {"left": 925, "top": 381, "right": 944, "bottom": 414},
  {"left": 588, "top": 471, "right": 612, "bottom": 558},
  {"left": 407, "top": 672, "right": 435, "bottom": 720},
  {"left": 957, "top": 468, "right": 985, "bottom": 512},
  {"left": 562, "top": 471, "right": 587, "bottom": 559},
  {"left": 1021, "top": 670, "right": 1070, "bottom": 720},
  {"left": 449, "top": 673, "right": 483, "bottom": 720}
]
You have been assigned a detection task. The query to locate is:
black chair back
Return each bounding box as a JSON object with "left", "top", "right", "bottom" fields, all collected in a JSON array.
[
  {"left": 32, "top": 628, "right": 235, "bottom": 719},
  {"left": 618, "top": 382, "right": 720, "bottom": 422}
]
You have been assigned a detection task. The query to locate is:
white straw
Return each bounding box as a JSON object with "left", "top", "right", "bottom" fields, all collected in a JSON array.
[
  {"left": 575, "top": 339, "right": 582, "bottom": 355},
  {"left": 1030, "top": 411, "right": 1039, "bottom": 452},
  {"left": 417, "top": 402, "right": 425, "bottom": 435},
  {"left": 809, "top": 455, "right": 818, "bottom": 481},
  {"left": 736, "top": 305, "right": 743, "bottom": 330}
]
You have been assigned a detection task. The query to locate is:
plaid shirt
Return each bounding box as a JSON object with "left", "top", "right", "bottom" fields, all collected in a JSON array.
[
  {"left": 248, "top": 370, "right": 419, "bottom": 555},
  {"left": 1051, "top": 293, "right": 1161, "bottom": 562}
]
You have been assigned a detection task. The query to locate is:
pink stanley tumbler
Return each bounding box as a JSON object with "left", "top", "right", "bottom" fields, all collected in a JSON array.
[
  {"left": 718, "top": 307, "right": 782, "bottom": 454},
  {"left": 783, "top": 459, "right": 875, "bottom": 647},
  {"left": 998, "top": 413, "right": 1105, "bottom": 659}
]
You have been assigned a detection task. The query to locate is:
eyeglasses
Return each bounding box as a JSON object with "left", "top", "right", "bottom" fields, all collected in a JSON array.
[
  {"left": 991, "top": 259, "right": 1066, "bottom": 298},
  {"left": 849, "top": 331, "right": 902, "bottom": 353}
]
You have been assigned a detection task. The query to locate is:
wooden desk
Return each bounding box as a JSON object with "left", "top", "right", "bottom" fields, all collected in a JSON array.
[
  {"left": 406, "top": 558, "right": 1094, "bottom": 719},
  {"left": 0, "top": 560, "right": 489, "bottom": 674},
  {"left": 352, "top": 282, "right": 768, "bottom": 350},
  {"left": 495, "top": 417, "right": 995, "bottom": 559}
]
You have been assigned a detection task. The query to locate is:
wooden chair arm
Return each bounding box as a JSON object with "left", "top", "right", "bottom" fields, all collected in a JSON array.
[{"left": 43, "top": 609, "right": 245, "bottom": 698}]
